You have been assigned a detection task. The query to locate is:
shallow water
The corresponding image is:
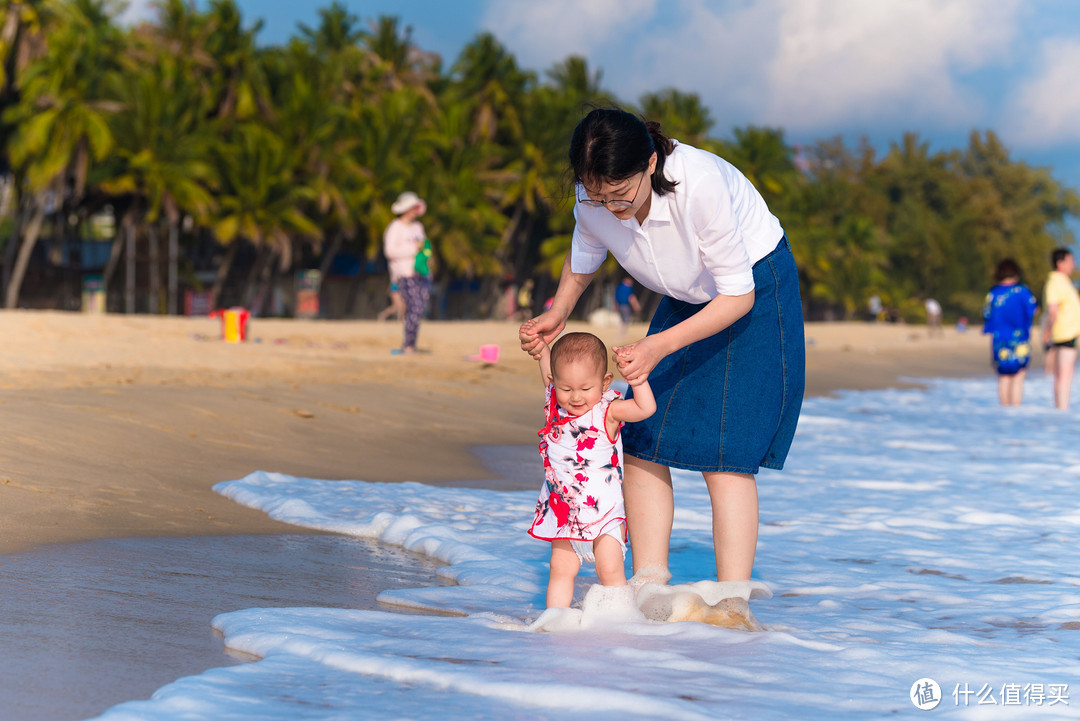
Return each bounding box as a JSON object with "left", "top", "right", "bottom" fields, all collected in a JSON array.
[
  {"left": 0, "top": 444, "right": 538, "bottom": 721},
  {"left": 0, "top": 533, "right": 447, "bottom": 721}
]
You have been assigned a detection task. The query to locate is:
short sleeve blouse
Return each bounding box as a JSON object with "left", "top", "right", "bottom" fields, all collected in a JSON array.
[{"left": 570, "top": 141, "right": 784, "bottom": 302}]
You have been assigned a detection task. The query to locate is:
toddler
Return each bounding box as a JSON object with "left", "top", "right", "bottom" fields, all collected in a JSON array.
[{"left": 525, "top": 328, "right": 656, "bottom": 608}]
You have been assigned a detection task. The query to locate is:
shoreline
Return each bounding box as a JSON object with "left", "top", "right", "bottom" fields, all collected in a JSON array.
[{"left": 0, "top": 311, "right": 998, "bottom": 556}]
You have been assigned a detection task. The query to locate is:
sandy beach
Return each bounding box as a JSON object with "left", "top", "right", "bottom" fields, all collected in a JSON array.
[{"left": 0, "top": 310, "right": 996, "bottom": 556}]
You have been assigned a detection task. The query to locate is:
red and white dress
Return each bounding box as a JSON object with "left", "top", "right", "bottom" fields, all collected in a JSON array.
[{"left": 528, "top": 385, "right": 627, "bottom": 562}]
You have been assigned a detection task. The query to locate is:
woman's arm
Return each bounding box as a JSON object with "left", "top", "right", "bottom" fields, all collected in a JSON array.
[
  {"left": 519, "top": 254, "right": 595, "bottom": 358},
  {"left": 613, "top": 290, "right": 754, "bottom": 383}
]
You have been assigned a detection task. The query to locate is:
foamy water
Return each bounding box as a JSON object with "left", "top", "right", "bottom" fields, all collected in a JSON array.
[{"left": 89, "top": 375, "right": 1080, "bottom": 719}]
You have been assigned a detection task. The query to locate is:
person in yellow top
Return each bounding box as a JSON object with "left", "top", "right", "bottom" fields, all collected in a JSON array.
[{"left": 1042, "top": 248, "right": 1080, "bottom": 409}]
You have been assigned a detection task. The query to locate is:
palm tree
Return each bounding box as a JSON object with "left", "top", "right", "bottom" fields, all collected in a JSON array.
[
  {"left": 95, "top": 42, "right": 217, "bottom": 314},
  {"left": 723, "top": 126, "right": 799, "bottom": 207},
  {"left": 1, "top": 0, "right": 57, "bottom": 287},
  {"left": 363, "top": 14, "right": 439, "bottom": 92},
  {"left": 639, "top": 88, "right": 713, "bottom": 146},
  {"left": 296, "top": 1, "right": 366, "bottom": 56},
  {"left": 448, "top": 32, "right": 531, "bottom": 145},
  {"left": 206, "top": 123, "right": 321, "bottom": 310},
  {"left": 201, "top": 0, "right": 268, "bottom": 127},
  {"left": 263, "top": 37, "right": 372, "bottom": 289},
  {"left": 3, "top": 0, "right": 122, "bottom": 308}
]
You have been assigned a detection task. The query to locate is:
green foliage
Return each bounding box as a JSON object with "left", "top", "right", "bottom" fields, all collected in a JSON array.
[{"left": 0, "top": 2, "right": 1077, "bottom": 318}]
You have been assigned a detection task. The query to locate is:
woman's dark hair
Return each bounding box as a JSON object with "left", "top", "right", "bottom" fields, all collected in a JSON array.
[
  {"left": 994, "top": 258, "right": 1021, "bottom": 283},
  {"left": 1052, "top": 247, "right": 1073, "bottom": 269},
  {"left": 569, "top": 107, "right": 678, "bottom": 196}
]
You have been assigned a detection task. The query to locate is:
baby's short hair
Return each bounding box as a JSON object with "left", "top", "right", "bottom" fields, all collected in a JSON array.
[{"left": 550, "top": 332, "right": 607, "bottom": 377}]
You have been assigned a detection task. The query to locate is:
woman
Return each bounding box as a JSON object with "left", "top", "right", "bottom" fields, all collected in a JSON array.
[
  {"left": 520, "top": 108, "right": 804, "bottom": 588},
  {"left": 1042, "top": 248, "right": 1080, "bottom": 409},
  {"left": 383, "top": 191, "right": 431, "bottom": 354},
  {"left": 982, "top": 258, "right": 1037, "bottom": 406}
]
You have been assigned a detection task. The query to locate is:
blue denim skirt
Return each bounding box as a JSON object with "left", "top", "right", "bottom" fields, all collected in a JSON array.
[{"left": 623, "top": 237, "right": 805, "bottom": 474}]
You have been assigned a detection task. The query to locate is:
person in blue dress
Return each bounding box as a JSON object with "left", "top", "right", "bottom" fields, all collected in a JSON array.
[{"left": 983, "top": 258, "right": 1038, "bottom": 406}]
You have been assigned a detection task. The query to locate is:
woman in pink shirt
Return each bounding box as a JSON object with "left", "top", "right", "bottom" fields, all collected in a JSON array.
[{"left": 384, "top": 192, "right": 432, "bottom": 354}]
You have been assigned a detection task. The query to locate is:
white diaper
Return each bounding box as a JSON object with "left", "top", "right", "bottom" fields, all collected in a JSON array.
[{"left": 570, "top": 522, "right": 627, "bottom": 563}]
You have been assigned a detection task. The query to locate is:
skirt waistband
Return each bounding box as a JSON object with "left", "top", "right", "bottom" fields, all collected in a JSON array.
[{"left": 753, "top": 235, "right": 790, "bottom": 269}]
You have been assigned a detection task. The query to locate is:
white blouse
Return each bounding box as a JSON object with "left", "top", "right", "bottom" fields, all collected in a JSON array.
[{"left": 570, "top": 141, "right": 784, "bottom": 302}]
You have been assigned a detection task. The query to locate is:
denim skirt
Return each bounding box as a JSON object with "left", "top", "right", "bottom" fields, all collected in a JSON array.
[{"left": 623, "top": 237, "right": 805, "bottom": 474}]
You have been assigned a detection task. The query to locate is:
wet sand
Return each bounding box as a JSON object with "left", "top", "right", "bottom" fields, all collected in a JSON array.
[
  {"left": 0, "top": 310, "right": 996, "bottom": 556},
  {"left": 0, "top": 310, "right": 1000, "bottom": 719}
]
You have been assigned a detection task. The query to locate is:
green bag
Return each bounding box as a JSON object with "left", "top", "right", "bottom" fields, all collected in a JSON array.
[{"left": 414, "top": 238, "right": 433, "bottom": 276}]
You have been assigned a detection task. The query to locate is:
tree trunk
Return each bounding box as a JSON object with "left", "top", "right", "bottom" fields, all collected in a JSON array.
[
  {"left": 148, "top": 222, "right": 160, "bottom": 313},
  {"left": 103, "top": 207, "right": 134, "bottom": 298},
  {"left": 241, "top": 243, "right": 269, "bottom": 308},
  {"left": 3, "top": 196, "right": 46, "bottom": 309},
  {"left": 2, "top": 197, "right": 27, "bottom": 298},
  {"left": 317, "top": 232, "right": 343, "bottom": 313},
  {"left": 496, "top": 202, "right": 524, "bottom": 271},
  {"left": 125, "top": 218, "right": 136, "bottom": 314},
  {"left": 168, "top": 221, "right": 179, "bottom": 315},
  {"left": 252, "top": 247, "right": 279, "bottom": 317},
  {"left": 317, "top": 232, "right": 343, "bottom": 279},
  {"left": 0, "top": 177, "right": 13, "bottom": 230},
  {"left": 208, "top": 241, "right": 239, "bottom": 310}
]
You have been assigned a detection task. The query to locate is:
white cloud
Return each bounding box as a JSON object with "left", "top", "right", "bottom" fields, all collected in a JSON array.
[
  {"left": 481, "top": 0, "right": 660, "bottom": 73},
  {"left": 762, "top": 0, "right": 1021, "bottom": 132},
  {"left": 481, "top": 0, "right": 1026, "bottom": 140},
  {"left": 1004, "top": 37, "right": 1080, "bottom": 148},
  {"left": 116, "top": 0, "right": 157, "bottom": 27}
]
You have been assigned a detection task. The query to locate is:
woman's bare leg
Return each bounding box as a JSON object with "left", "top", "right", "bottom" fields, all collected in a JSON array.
[
  {"left": 997, "top": 374, "right": 1011, "bottom": 406},
  {"left": 1009, "top": 369, "right": 1026, "bottom": 406},
  {"left": 703, "top": 471, "right": 759, "bottom": 581},
  {"left": 623, "top": 455, "right": 673, "bottom": 581},
  {"left": 1054, "top": 347, "right": 1077, "bottom": 409}
]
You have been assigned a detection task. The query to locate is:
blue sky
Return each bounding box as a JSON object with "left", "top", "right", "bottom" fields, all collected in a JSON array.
[{"left": 123, "top": 0, "right": 1080, "bottom": 205}]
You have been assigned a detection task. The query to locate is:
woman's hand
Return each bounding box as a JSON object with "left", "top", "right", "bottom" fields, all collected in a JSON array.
[
  {"left": 519, "top": 311, "right": 567, "bottom": 359},
  {"left": 612, "top": 335, "right": 668, "bottom": 383}
]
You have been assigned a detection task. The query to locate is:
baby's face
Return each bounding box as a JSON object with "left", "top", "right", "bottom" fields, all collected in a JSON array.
[{"left": 552, "top": 358, "right": 612, "bottom": 416}]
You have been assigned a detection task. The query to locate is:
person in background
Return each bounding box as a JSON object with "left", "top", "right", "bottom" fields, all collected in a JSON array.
[
  {"left": 383, "top": 192, "right": 431, "bottom": 355},
  {"left": 982, "top": 258, "right": 1037, "bottom": 406},
  {"left": 376, "top": 279, "right": 406, "bottom": 322},
  {"left": 868, "top": 294, "right": 883, "bottom": 322},
  {"left": 519, "top": 108, "right": 805, "bottom": 595},
  {"left": 615, "top": 276, "right": 642, "bottom": 336},
  {"left": 1042, "top": 248, "right": 1080, "bottom": 409},
  {"left": 924, "top": 297, "right": 943, "bottom": 337},
  {"left": 516, "top": 279, "right": 535, "bottom": 321}
]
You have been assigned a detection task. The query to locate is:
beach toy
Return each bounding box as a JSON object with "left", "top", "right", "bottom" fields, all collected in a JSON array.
[
  {"left": 213, "top": 307, "right": 250, "bottom": 343},
  {"left": 468, "top": 344, "right": 500, "bottom": 364}
]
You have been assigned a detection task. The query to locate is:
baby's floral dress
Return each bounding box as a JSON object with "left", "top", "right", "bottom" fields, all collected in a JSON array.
[{"left": 528, "top": 385, "right": 626, "bottom": 550}]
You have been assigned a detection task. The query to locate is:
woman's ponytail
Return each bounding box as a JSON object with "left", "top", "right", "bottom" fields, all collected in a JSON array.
[{"left": 645, "top": 120, "right": 677, "bottom": 195}]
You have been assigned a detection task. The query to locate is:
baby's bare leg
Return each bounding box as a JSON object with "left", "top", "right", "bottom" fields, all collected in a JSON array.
[
  {"left": 547, "top": 540, "right": 580, "bottom": 608},
  {"left": 592, "top": 533, "right": 628, "bottom": 587}
]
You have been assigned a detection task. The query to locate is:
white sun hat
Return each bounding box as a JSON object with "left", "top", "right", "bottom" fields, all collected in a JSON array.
[{"left": 391, "top": 191, "right": 425, "bottom": 215}]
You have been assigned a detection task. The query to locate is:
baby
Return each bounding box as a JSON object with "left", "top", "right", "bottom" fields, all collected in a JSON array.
[{"left": 525, "top": 328, "right": 656, "bottom": 608}]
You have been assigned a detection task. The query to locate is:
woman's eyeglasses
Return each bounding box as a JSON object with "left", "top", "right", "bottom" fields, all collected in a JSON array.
[{"left": 577, "top": 171, "right": 646, "bottom": 210}]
